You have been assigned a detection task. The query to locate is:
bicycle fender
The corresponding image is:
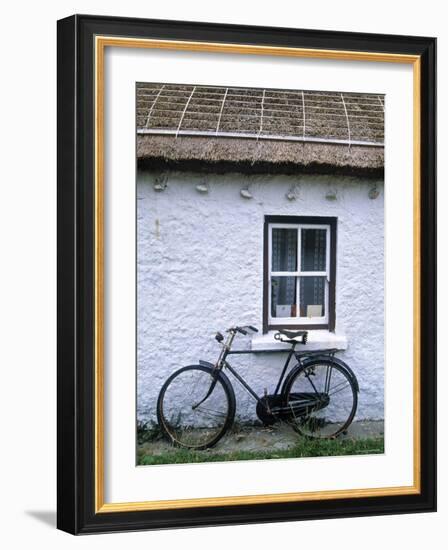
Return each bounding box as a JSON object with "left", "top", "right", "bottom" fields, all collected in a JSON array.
[
  {"left": 197, "top": 361, "right": 236, "bottom": 395},
  {"left": 282, "top": 355, "right": 359, "bottom": 394},
  {"left": 303, "top": 355, "right": 359, "bottom": 392},
  {"left": 329, "top": 357, "right": 360, "bottom": 392}
]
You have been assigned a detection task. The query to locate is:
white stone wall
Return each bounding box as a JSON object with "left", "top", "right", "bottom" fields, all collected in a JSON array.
[{"left": 137, "top": 170, "right": 384, "bottom": 425}]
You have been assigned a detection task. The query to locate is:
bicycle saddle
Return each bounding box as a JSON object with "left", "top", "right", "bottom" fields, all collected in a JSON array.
[{"left": 276, "top": 329, "right": 308, "bottom": 344}]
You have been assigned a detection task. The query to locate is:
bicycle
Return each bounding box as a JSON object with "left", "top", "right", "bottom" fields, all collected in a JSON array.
[{"left": 157, "top": 326, "right": 359, "bottom": 450}]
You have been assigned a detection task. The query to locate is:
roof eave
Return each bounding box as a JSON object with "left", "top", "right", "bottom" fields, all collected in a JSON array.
[{"left": 136, "top": 135, "right": 384, "bottom": 178}]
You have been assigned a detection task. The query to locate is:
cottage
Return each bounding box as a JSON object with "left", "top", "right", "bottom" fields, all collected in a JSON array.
[{"left": 136, "top": 83, "right": 384, "bottom": 426}]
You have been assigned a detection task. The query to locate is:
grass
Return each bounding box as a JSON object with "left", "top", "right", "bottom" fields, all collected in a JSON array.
[{"left": 137, "top": 436, "right": 384, "bottom": 466}]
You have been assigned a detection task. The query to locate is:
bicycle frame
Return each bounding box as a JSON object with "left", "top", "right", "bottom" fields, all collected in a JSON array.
[
  {"left": 216, "top": 336, "right": 338, "bottom": 407},
  {"left": 224, "top": 347, "right": 296, "bottom": 404}
]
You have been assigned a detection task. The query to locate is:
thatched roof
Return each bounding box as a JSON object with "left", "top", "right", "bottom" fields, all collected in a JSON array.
[{"left": 137, "top": 83, "right": 384, "bottom": 176}]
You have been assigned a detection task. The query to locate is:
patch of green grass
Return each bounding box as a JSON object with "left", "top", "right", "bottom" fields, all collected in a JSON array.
[{"left": 137, "top": 437, "right": 384, "bottom": 466}]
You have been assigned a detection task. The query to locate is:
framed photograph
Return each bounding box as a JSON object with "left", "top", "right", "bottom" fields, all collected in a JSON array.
[{"left": 57, "top": 14, "right": 436, "bottom": 534}]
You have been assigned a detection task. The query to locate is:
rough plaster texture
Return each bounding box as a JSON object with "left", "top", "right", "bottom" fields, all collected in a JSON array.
[{"left": 137, "top": 170, "right": 384, "bottom": 425}]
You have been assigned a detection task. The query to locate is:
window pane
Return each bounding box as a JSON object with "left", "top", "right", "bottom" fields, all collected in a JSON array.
[
  {"left": 299, "top": 276, "right": 326, "bottom": 318},
  {"left": 301, "top": 228, "right": 327, "bottom": 271},
  {"left": 271, "top": 276, "right": 297, "bottom": 318},
  {"left": 272, "top": 228, "right": 297, "bottom": 272}
]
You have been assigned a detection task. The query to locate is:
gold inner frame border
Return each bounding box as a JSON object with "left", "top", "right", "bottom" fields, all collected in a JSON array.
[{"left": 94, "top": 35, "right": 421, "bottom": 513}]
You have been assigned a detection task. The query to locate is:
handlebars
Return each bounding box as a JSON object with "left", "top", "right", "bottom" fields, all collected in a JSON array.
[
  {"left": 215, "top": 325, "right": 258, "bottom": 344},
  {"left": 233, "top": 325, "right": 258, "bottom": 336}
]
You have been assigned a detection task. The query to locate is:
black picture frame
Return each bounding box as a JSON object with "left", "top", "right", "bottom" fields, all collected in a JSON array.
[{"left": 57, "top": 14, "right": 436, "bottom": 534}]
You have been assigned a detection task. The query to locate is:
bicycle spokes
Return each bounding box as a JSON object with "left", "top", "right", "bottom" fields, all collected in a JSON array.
[
  {"left": 157, "top": 366, "right": 234, "bottom": 449},
  {"left": 285, "top": 361, "right": 357, "bottom": 438}
]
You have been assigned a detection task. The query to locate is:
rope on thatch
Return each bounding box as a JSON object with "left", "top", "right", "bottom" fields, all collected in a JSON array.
[
  {"left": 176, "top": 86, "right": 196, "bottom": 138},
  {"left": 216, "top": 88, "right": 228, "bottom": 136},
  {"left": 145, "top": 85, "right": 165, "bottom": 128},
  {"left": 301, "top": 91, "right": 306, "bottom": 140},
  {"left": 257, "top": 88, "right": 266, "bottom": 140},
  {"left": 340, "top": 93, "right": 351, "bottom": 148}
]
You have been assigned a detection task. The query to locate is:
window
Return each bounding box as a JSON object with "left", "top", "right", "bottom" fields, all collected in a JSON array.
[{"left": 263, "top": 216, "right": 337, "bottom": 332}]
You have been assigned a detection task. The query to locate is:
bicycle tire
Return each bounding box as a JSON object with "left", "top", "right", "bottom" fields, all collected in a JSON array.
[
  {"left": 282, "top": 358, "right": 358, "bottom": 439},
  {"left": 157, "top": 364, "right": 236, "bottom": 450}
]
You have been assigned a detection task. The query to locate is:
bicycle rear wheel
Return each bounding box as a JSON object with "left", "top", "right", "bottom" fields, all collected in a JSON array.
[
  {"left": 283, "top": 359, "right": 358, "bottom": 439},
  {"left": 157, "top": 365, "right": 235, "bottom": 450}
]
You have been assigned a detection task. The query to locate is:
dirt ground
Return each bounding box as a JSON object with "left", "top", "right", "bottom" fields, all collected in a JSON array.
[{"left": 138, "top": 420, "right": 384, "bottom": 457}]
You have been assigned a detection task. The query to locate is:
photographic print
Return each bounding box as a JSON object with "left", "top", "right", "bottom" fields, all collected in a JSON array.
[{"left": 136, "top": 82, "right": 385, "bottom": 466}]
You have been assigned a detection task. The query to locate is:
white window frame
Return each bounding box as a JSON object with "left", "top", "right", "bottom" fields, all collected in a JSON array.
[{"left": 268, "top": 222, "right": 331, "bottom": 326}]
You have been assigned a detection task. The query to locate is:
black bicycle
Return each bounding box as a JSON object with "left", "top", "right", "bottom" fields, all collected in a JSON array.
[{"left": 157, "top": 326, "right": 359, "bottom": 450}]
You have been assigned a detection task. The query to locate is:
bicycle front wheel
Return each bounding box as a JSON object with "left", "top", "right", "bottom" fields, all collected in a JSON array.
[
  {"left": 157, "top": 365, "right": 235, "bottom": 450},
  {"left": 283, "top": 360, "right": 358, "bottom": 439}
]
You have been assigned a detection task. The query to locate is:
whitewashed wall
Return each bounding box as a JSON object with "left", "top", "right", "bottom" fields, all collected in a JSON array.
[{"left": 137, "top": 170, "right": 384, "bottom": 425}]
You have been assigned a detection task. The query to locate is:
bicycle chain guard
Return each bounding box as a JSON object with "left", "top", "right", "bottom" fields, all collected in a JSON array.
[
  {"left": 256, "top": 393, "right": 330, "bottom": 426},
  {"left": 256, "top": 395, "right": 283, "bottom": 426}
]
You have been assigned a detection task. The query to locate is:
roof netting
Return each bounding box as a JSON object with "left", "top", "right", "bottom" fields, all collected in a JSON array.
[{"left": 136, "top": 83, "right": 384, "bottom": 146}]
